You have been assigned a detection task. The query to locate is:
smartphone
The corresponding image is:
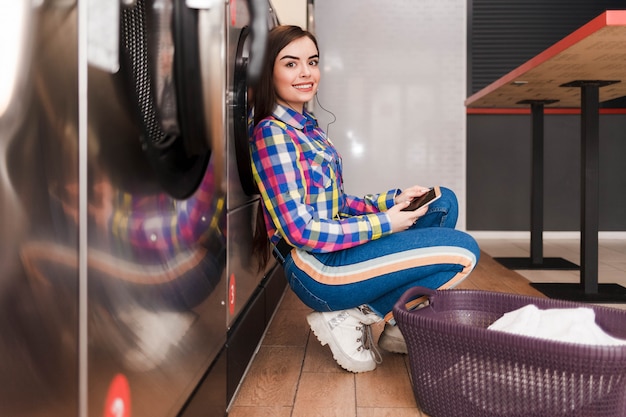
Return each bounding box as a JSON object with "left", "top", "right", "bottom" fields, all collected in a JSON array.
[{"left": 401, "top": 186, "right": 442, "bottom": 211}]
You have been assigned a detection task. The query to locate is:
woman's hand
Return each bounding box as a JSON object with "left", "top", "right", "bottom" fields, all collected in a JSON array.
[
  {"left": 394, "top": 185, "right": 431, "bottom": 206},
  {"left": 386, "top": 200, "right": 429, "bottom": 233}
]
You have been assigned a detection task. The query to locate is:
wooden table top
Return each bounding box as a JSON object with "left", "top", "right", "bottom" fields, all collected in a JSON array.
[{"left": 465, "top": 10, "right": 626, "bottom": 108}]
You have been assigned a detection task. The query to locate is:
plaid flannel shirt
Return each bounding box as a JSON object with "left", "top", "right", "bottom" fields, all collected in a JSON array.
[{"left": 250, "top": 104, "right": 398, "bottom": 253}]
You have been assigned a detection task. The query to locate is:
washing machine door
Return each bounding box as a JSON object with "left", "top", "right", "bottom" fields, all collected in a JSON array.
[
  {"left": 120, "top": 0, "right": 209, "bottom": 199},
  {"left": 232, "top": 3, "right": 276, "bottom": 197},
  {"left": 233, "top": 25, "right": 258, "bottom": 196},
  {"left": 244, "top": 0, "right": 271, "bottom": 87}
]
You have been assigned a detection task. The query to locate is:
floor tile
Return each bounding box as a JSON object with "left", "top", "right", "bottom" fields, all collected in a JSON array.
[
  {"left": 355, "top": 353, "right": 416, "bottom": 409},
  {"left": 227, "top": 406, "right": 293, "bottom": 417},
  {"left": 232, "top": 346, "right": 304, "bottom": 407},
  {"left": 357, "top": 407, "right": 424, "bottom": 417},
  {"left": 262, "top": 306, "right": 309, "bottom": 348},
  {"left": 291, "top": 372, "right": 356, "bottom": 417}
]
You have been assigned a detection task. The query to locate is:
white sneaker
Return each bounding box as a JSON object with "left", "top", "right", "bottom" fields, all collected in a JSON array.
[
  {"left": 379, "top": 296, "right": 428, "bottom": 354},
  {"left": 307, "top": 306, "right": 382, "bottom": 373},
  {"left": 378, "top": 323, "right": 408, "bottom": 354}
]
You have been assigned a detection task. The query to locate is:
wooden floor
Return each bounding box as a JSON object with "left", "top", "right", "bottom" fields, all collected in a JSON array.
[{"left": 227, "top": 251, "right": 547, "bottom": 417}]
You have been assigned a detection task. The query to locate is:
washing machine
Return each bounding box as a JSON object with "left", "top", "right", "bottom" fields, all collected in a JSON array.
[{"left": 0, "top": 0, "right": 279, "bottom": 416}]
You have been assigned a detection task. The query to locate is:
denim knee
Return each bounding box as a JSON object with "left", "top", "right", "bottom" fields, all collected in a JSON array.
[{"left": 284, "top": 264, "right": 331, "bottom": 312}]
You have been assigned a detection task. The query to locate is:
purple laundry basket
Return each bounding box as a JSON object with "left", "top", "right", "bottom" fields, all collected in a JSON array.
[{"left": 393, "top": 286, "right": 626, "bottom": 417}]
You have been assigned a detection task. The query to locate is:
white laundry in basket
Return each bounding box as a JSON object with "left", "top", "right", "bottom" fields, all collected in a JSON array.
[{"left": 488, "top": 304, "right": 626, "bottom": 346}]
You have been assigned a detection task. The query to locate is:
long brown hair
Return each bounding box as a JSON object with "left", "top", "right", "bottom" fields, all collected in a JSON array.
[
  {"left": 253, "top": 25, "right": 319, "bottom": 126},
  {"left": 251, "top": 25, "right": 320, "bottom": 268}
]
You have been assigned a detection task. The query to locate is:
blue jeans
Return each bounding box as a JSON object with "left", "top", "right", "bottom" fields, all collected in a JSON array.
[{"left": 282, "top": 187, "right": 480, "bottom": 321}]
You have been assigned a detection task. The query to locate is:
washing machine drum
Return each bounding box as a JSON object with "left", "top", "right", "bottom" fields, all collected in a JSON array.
[{"left": 120, "top": 0, "right": 208, "bottom": 200}]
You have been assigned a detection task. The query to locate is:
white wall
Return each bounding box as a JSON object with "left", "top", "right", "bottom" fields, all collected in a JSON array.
[
  {"left": 313, "top": 1, "right": 468, "bottom": 229},
  {"left": 270, "top": 1, "right": 468, "bottom": 229}
]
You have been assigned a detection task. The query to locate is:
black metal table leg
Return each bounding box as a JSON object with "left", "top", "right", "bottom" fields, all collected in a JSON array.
[
  {"left": 531, "top": 80, "right": 626, "bottom": 302},
  {"left": 494, "top": 100, "right": 579, "bottom": 271}
]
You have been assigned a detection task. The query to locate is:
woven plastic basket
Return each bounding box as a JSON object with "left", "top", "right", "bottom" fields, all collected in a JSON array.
[{"left": 393, "top": 287, "right": 626, "bottom": 417}]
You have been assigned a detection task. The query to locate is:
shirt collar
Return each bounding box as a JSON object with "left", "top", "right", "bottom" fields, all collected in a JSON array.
[{"left": 272, "top": 104, "right": 317, "bottom": 131}]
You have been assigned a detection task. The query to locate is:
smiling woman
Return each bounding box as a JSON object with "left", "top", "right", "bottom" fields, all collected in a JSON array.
[
  {"left": 272, "top": 36, "right": 320, "bottom": 112},
  {"left": 248, "top": 25, "right": 480, "bottom": 374}
]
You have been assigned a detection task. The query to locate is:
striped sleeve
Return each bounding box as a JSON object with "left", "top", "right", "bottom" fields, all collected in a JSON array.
[{"left": 342, "top": 190, "right": 400, "bottom": 214}]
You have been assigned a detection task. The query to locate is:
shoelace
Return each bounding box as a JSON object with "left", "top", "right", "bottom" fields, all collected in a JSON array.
[{"left": 358, "top": 324, "right": 382, "bottom": 364}]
